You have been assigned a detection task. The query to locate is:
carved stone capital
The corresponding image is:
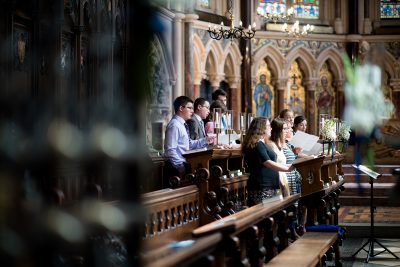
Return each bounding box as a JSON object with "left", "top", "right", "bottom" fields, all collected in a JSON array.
[
  {"left": 184, "top": 14, "right": 199, "bottom": 23},
  {"left": 226, "top": 75, "right": 241, "bottom": 88},
  {"left": 304, "top": 79, "right": 319, "bottom": 91},
  {"left": 272, "top": 79, "right": 288, "bottom": 90},
  {"left": 390, "top": 79, "right": 400, "bottom": 91}
]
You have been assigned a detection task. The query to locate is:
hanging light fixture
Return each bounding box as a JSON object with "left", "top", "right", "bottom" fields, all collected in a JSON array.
[
  {"left": 257, "top": 5, "right": 294, "bottom": 23},
  {"left": 207, "top": 0, "right": 256, "bottom": 41},
  {"left": 282, "top": 20, "right": 314, "bottom": 38}
]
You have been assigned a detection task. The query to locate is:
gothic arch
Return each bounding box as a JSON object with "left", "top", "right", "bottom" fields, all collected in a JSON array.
[
  {"left": 205, "top": 49, "right": 218, "bottom": 82},
  {"left": 252, "top": 45, "right": 285, "bottom": 80},
  {"left": 222, "top": 42, "right": 242, "bottom": 79},
  {"left": 316, "top": 48, "right": 344, "bottom": 81},
  {"left": 204, "top": 40, "right": 224, "bottom": 84},
  {"left": 193, "top": 34, "right": 206, "bottom": 84},
  {"left": 285, "top": 46, "right": 316, "bottom": 79},
  {"left": 382, "top": 50, "right": 397, "bottom": 79}
]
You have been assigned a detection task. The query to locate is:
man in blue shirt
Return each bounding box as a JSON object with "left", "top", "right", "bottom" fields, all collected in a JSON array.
[{"left": 164, "top": 96, "right": 213, "bottom": 177}]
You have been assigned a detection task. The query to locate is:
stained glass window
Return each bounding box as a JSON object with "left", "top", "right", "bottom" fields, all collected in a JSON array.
[
  {"left": 258, "top": 0, "right": 288, "bottom": 15},
  {"left": 199, "top": 0, "right": 210, "bottom": 8},
  {"left": 380, "top": 0, "right": 400, "bottom": 19},
  {"left": 292, "top": 0, "right": 319, "bottom": 19}
]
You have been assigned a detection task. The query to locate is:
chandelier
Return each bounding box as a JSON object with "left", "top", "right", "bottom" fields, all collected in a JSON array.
[
  {"left": 257, "top": 6, "right": 294, "bottom": 23},
  {"left": 207, "top": 0, "right": 256, "bottom": 41},
  {"left": 282, "top": 20, "right": 314, "bottom": 38}
]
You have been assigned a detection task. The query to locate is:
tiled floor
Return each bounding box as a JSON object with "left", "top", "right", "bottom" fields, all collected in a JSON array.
[
  {"left": 341, "top": 238, "right": 400, "bottom": 267},
  {"left": 337, "top": 206, "right": 400, "bottom": 266},
  {"left": 339, "top": 206, "right": 400, "bottom": 224}
]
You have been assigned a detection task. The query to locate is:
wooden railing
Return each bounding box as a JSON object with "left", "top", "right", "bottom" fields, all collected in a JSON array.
[{"left": 140, "top": 149, "right": 346, "bottom": 267}]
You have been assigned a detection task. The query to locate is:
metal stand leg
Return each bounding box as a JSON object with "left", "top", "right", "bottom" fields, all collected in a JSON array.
[{"left": 352, "top": 177, "right": 399, "bottom": 263}]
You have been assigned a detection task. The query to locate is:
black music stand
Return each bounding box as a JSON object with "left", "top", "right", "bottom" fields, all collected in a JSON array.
[{"left": 351, "top": 164, "right": 399, "bottom": 263}]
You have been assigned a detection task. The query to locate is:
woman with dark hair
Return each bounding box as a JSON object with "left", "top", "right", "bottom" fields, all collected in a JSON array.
[
  {"left": 242, "top": 117, "right": 294, "bottom": 205},
  {"left": 293, "top": 115, "right": 307, "bottom": 133}
]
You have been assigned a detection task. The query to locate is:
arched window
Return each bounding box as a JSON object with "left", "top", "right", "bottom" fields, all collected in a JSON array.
[
  {"left": 258, "top": 0, "right": 289, "bottom": 15},
  {"left": 199, "top": 0, "right": 210, "bottom": 9},
  {"left": 257, "top": 0, "right": 320, "bottom": 19},
  {"left": 380, "top": 0, "right": 400, "bottom": 19},
  {"left": 292, "top": 0, "right": 319, "bottom": 19}
]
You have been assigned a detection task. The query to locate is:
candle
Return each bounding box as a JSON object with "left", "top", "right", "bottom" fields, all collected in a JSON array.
[
  {"left": 287, "top": 80, "right": 291, "bottom": 104},
  {"left": 240, "top": 115, "right": 244, "bottom": 129},
  {"left": 215, "top": 112, "right": 219, "bottom": 126},
  {"left": 226, "top": 114, "right": 231, "bottom": 128}
]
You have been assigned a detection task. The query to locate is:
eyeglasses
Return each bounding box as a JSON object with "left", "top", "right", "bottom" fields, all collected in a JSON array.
[
  {"left": 182, "top": 106, "right": 194, "bottom": 110},
  {"left": 201, "top": 105, "right": 210, "bottom": 109}
]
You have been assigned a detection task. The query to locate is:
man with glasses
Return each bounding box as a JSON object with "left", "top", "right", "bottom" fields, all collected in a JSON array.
[
  {"left": 187, "top": 98, "right": 210, "bottom": 140},
  {"left": 164, "top": 96, "right": 214, "bottom": 178}
]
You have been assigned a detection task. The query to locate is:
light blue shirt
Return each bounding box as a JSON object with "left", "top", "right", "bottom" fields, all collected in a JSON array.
[{"left": 164, "top": 115, "right": 207, "bottom": 172}]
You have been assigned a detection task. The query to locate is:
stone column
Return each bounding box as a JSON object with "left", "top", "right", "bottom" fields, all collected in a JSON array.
[
  {"left": 363, "top": 0, "right": 372, "bottom": 34},
  {"left": 390, "top": 79, "right": 400, "bottom": 119},
  {"left": 193, "top": 84, "right": 200, "bottom": 98},
  {"left": 305, "top": 79, "right": 318, "bottom": 135},
  {"left": 273, "top": 79, "right": 288, "bottom": 116},
  {"left": 240, "top": 0, "right": 252, "bottom": 113},
  {"left": 184, "top": 14, "right": 198, "bottom": 100},
  {"left": 334, "top": 0, "right": 344, "bottom": 34},
  {"left": 228, "top": 76, "right": 241, "bottom": 128},
  {"left": 335, "top": 80, "right": 345, "bottom": 118},
  {"left": 173, "top": 13, "right": 185, "bottom": 99}
]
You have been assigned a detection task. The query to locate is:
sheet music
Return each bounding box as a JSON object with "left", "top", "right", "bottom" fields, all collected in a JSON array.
[
  {"left": 218, "top": 132, "right": 240, "bottom": 145},
  {"left": 290, "top": 131, "right": 319, "bottom": 151},
  {"left": 302, "top": 142, "right": 323, "bottom": 156}
]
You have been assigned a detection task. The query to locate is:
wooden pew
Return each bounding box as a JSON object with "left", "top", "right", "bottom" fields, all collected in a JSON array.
[
  {"left": 193, "top": 194, "right": 300, "bottom": 266},
  {"left": 264, "top": 231, "right": 340, "bottom": 267},
  {"left": 143, "top": 233, "right": 223, "bottom": 267},
  {"left": 141, "top": 185, "right": 201, "bottom": 250},
  {"left": 184, "top": 148, "right": 249, "bottom": 223}
]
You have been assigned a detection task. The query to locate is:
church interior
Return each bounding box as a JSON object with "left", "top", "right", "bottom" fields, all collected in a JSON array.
[{"left": 1, "top": 0, "right": 400, "bottom": 266}]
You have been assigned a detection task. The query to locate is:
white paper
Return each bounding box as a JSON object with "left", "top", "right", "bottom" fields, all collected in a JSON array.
[
  {"left": 218, "top": 132, "right": 240, "bottom": 145},
  {"left": 290, "top": 131, "right": 319, "bottom": 151},
  {"left": 302, "top": 142, "right": 323, "bottom": 156}
]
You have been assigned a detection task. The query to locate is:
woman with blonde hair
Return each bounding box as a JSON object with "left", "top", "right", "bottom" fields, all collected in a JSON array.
[
  {"left": 266, "top": 119, "right": 291, "bottom": 197},
  {"left": 242, "top": 117, "right": 294, "bottom": 205}
]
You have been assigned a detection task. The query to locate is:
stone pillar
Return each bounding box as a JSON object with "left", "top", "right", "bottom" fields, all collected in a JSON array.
[
  {"left": 305, "top": 79, "right": 318, "bottom": 135},
  {"left": 390, "top": 79, "right": 400, "bottom": 119},
  {"left": 228, "top": 77, "right": 241, "bottom": 128},
  {"left": 184, "top": 14, "right": 198, "bottom": 100},
  {"left": 173, "top": 13, "right": 185, "bottom": 99},
  {"left": 193, "top": 84, "right": 200, "bottom": 98},
  {"left": 363, "top": 0, "right": 372, "bottom": 34},
  {"left": 335, "top": 80, "right": 345, "bottom": 118},
  {"left": 273, "top": 79, "right": 287, "bottom": 116},
  {"left": 334, "top": 0, "right": 344, "bottom": 34},
  {"left": 240, "top": 0, "right": 252, "bottom": 113}
]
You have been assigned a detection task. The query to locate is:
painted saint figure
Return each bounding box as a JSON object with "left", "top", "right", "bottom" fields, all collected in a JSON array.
[
  {"left": 317, "top": 76, "right": 334, "bottom": 115},
  {"left": 254, "top": 74, "right": 273, "bottom": 118}
]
